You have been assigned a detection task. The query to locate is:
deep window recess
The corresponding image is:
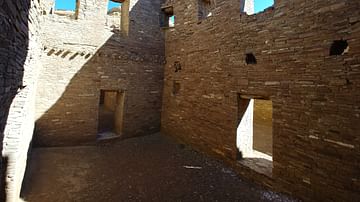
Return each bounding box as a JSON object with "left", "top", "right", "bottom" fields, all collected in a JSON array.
[
  {"left": 161, "top": 6, "right": 174, "bottom": 28},
  {"left": 245, "top": 53, "right": 257, "bottom": 65},
  {"left": 330, "top": 40, "right": 349, "bottom": 56}
]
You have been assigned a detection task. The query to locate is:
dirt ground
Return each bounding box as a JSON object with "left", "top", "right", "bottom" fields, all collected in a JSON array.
[{"left": 21, "top": 134, "right": 297, "bottom": 202}]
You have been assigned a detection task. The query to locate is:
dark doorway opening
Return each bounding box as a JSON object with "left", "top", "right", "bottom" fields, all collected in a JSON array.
[{"left": 97, "top": 90, "right": 125, "bottom": 140}]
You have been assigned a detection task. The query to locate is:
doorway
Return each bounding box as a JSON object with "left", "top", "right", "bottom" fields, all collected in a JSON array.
[
  {"left": 97, "top": 90, "right": 125, "bottom": 140},
  {"left": 236, "top": 95, "right": 273, "bottom": 176}
]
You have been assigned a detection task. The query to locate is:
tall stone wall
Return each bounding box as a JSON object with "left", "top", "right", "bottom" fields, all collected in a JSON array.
[
  {"left": 35, "top": 0, "right": 164, "bottom": 146},
  {"left": 0, "top": 0, "right": 43, "bottom": 200},
  {"left": 161, "top": 0, "right": 360, "bottom": 201}
]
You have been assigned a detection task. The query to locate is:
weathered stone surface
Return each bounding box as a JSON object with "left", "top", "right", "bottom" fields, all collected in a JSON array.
[
  {"left": 161, "top": 0, "right": 360, "bottom": 201},
  {"left": 34, "top": 0, "right": 164, "bottom": 146},
  {"left": 0, "top": 0, "right": 359, "bottom": 201}
]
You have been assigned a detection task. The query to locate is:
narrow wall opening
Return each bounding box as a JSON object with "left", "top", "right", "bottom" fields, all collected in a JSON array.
[
  {"left": 245, "top": 53, "right": 257, "bottom": 65},
  {"left": 236, "top": 96, "right": 273, "bottom": 176},
  {"left": 330, "top": 40, "right": 349, "bottom": 56},
  {"left": 97, "top": 90, "right": 125, "bottom": 140},
  {"left": 54, "top": 0, "right": 80, "bottom": 19},
  {"left": 161, "top": 6, "right": 174, "bottom": 28}
]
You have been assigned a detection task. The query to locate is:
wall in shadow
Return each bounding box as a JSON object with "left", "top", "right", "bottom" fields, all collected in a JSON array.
[
  {"left": 34, "top": 0, "right": 165, "bottom": 147},
  {"left": 0, "top": 0, "right": 37, "bottom": 200}
]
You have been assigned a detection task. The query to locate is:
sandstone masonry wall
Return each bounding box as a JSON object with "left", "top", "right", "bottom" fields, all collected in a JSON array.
[
  {"left": 35, "top": 0, "right": 164, "bottom": 146},
  {"left": 0, "top": 0, "right": 43, "bottom": 200},
  {"left": 161, "top": 0, "right": 360, "bottom": 201}
]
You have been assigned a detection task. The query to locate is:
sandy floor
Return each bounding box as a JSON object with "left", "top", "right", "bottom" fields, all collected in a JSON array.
[{"left": 21, "top": 134, "right": 297, "bottom": 202}]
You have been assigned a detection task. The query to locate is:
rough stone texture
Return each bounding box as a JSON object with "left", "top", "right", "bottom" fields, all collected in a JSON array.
[
  {"left": 0, "top": 0, "right": 43, "bottom": 201},
  {"left": 0, "top": 0, "right": 359, "bottom": 201},
  {"left": 21, "top": 133, "right": 298, "bottom": 202},
  {"left": 34, "top": 0, "right": 164, "bottom": 146},
  {"left": 161, "top": 0, "right": 360, "bottom": 201}
]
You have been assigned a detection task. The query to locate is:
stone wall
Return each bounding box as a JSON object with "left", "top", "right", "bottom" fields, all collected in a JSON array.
[
  {"left": 161, "top": 0, "right": 360, "bottom": 201},
  {"left": 0, "top": 0, "right": 43, "bottom": 200},
  {"left": 35, "top": 0, "right": 164, "bottom": 146}
]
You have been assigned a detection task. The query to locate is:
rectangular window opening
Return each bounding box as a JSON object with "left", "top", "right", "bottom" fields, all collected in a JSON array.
[
  {"left": 198, "top": 0, "right": 214, "bottom": 20},
  {"left": 236, "top": 95, "right": 273, "bottom": 177},
  {"left": 54, "top": 0, "right": 80, "bottom": 19},
  {"left": 161, "top": 6, "right": 174, "bottom": 28},
  {"left": 97, "top": 90, "right": 125, "bottom": 140}
]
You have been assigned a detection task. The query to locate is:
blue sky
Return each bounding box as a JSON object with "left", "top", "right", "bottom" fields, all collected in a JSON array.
[
  {"left": 55, "top": 0, "right": 121, "bottom": 10},
  {"left": 55, "top": 0, "right": 76, "bottom": 10},
  {"left": 108, "top": 1, "right": 121, "bottom": 10},
  {"left": 55, "top": 0, "right": 273, "bottom": 13},
  {"left": 254, "top": 0, "right": 274, "bottom": 13}
]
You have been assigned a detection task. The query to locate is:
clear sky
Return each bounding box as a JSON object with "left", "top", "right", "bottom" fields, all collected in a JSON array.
[
  {"left": 55, "top": 0, "right": 121, "bottom": 10},
  {"left": 55, "top": 0, "right": 76, "bottom": 10},
  {"left": 55, "top": 0, "right": 273, "bottom": 13},
  {"left": 254, "top": 0, "right": 274, "bottom": 13},
  {"left": 108, "top": 1, "right": 121, "bottom": 10}
]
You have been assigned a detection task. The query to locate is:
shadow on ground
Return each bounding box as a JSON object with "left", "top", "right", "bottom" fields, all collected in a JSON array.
[{"left": 21, "top": 133, "right": 297, "bottom": 202}]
